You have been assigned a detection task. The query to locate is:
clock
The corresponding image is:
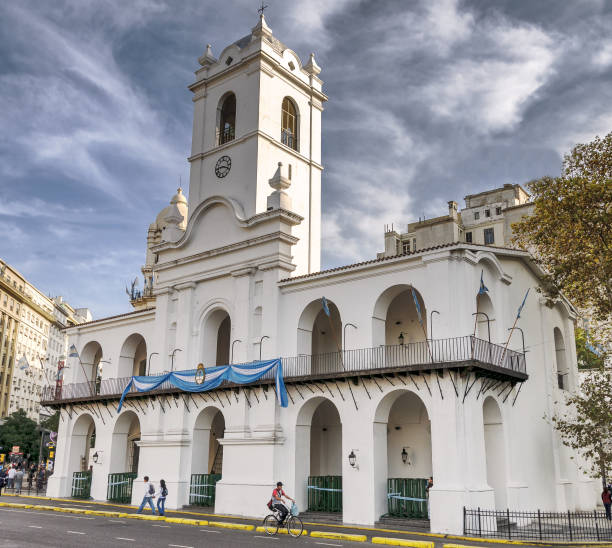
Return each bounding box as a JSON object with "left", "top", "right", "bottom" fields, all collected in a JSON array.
[{"left": 214, "top": 155, "right": 231, "bottom": 178}]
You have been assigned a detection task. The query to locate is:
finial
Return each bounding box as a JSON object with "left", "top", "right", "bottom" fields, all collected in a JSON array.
[
  {"left": 258, "top": 2, "right": 268, "bottom": 16},
  {"left": 304, "top": 52, "right": 321, "bottom": 76}
]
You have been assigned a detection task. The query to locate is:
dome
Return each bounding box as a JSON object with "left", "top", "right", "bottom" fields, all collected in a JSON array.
[{"left": 171, "top": 187, "right": 187, "bottom": 205}]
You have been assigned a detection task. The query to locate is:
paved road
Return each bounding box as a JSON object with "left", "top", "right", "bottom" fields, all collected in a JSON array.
[{"left": 0, "top": 495, "right": 581, "bottom": 548}]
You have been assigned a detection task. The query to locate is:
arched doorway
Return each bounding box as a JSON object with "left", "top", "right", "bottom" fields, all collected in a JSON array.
[
  {"left": 295, "top": 397, "right": 343, "bottom": 514},
  {"left": 201, "top": 309, "right": 231, "bottom": 366},
  {"left": 476, "top": 293, "right": 495, "bottom": 342},
  {"left": 483, "top": 396, "right": 507, "bottom": 509},
  {"left": 554, "top": 328, "right": 568, "bottom": 390},
  {"left": 108, "top": 411, "right": 141, "bottom": 502},
  {"left": 67, "top": 414, "right": 96, "bottom": 498},
  {"left": 297, "top": 299, "right": 342, "bottom": 374},
  {"left": 118, "top": 334, "right": 147, "bottom": 377},
  {"left": 373, "top": 390, "right": 432, "bottom": 521},
  {"left": 78, "top": 341, "right": 103, "bottom": 384},
  {"left": 373, "top": 285, "right": 427, "bottom": 347},
  {"left": 190, "top": 407, "right": 226, "bottom": 507}
]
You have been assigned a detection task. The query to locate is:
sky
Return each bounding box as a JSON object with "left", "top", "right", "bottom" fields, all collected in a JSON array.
[{"left": 1, "top": 0, "right": 611, "bottom": 319}]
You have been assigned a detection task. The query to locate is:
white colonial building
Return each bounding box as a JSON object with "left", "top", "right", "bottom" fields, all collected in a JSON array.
[{"left": 45, "top": 15, "right": 594, "bottom": 534}]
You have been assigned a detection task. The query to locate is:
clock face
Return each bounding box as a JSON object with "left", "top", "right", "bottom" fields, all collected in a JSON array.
[{"left": 215, "top": 155, "right": 231, "bottom": 178}]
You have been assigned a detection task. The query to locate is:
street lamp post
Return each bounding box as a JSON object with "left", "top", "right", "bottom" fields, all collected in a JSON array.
[
  {"left": 429, "top": 310, "right": 440, "bottom": 340},
  {"left": 170, "top": 348, "right": 182, "bottom": 372},
  {"left": 258, "top": 336, "right": 270, "bottom": 361},
  {"left": 471, "top": 312, "right": 491, "bottom": 343},
  {"left": 147, "top": 352, "right": 159, "bottom": 376},
  {"left": 343, "top": 323, "right": 357, "bottom": 350},
  {"left": 231, "top": 339, "right": 242, "bottom": 364}
]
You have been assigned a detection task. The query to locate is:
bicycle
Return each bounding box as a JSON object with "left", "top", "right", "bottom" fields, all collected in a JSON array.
[{"left": 263, "top": 504, "right": 304, "bottom": 538}]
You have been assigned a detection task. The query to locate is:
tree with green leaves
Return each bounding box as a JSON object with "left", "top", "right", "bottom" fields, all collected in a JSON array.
[
  {"left": 513, "top": 132, "right": 611, "bottom": 486},
  {"left": 0, "top": 409, "right": 40, "bottom": 462},
  {"left": 513, "top": 131, "right": 611, "bottom": 331}
]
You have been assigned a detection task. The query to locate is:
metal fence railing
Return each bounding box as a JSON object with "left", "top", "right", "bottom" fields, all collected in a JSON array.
[
  {"left": 387, "top": 478, "right": 428, "bottom": 519},
  {"left": 189, "top": 473, "right": 221, "bottom": 506},
  {"left": 71, "top": 471, "right": 91, "bottom": 499},
  {"left": 107, "top": 472, "right": 137, "bottom": 503},
  {"left": 464, "top": 507, "right": 612, "bottom": 541},
  {"left": 308, "top": 475, "right": 342, "bottom": 513},
  {"left": 41, "top": 336, "right": 526, "bottom": 404}
]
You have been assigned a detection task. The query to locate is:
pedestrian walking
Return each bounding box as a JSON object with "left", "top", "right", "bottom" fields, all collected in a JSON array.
[
  {"left": 0, "top": 468, "right": 6, "bottom": 496},
  {"left": 7, "top": 466, "right": 16, "bottom": 490},
  {"left": 14, "top": 467, "right": 24, "bottom": 495},
  {"left": 602, "top": 487, "right": 612, "bottom": 520},
  {"left": 156, "top": 479, "right": 168, "bottom": 516},
  {"left": 36, "top": 466, "right": 45, "bottom": 493},
  {"left": 137, "top": 476, "right": 157, "bottom": 514}
]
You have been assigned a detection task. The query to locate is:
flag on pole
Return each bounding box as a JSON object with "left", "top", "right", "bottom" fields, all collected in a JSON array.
[
  {"left": 68, "top": 344, "right": 79, "bottom": 358},
  {"left": 516, "top": 288, "right": 530, "bottom": 319},
  {"left": 17, "top": 355, "right": 29, "bottom": 370},
  {"left": 478, "top": 270, "right": 489, "bottom": 295},
  {"left": 321, "top": 296, "right": 331, "bottom": 317},
  {"left": 411, "top": 287, "right": 423, "bottom": 325}
]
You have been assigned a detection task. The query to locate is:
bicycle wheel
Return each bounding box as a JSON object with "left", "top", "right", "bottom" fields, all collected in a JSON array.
[
  {"left": 263, "top": 514, "right": 280, "bottom": 535},
  {"left": 286, "top": 515, "right": 304, "bottom": 538}
]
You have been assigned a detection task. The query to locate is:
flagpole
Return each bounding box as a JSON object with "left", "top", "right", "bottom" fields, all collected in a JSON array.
[
  {"left": 70, "top": 346, "right": 95, "bottom": 396},
  {"left": 499, "top": 314, "right": 519, "bottom": 368},
  {"left": 411, "top": 287, "right": 434, "bottom": 363}
]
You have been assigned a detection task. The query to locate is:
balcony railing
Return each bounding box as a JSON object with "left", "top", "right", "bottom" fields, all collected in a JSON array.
[{"left": 41, "top": 336, "right": 526, "bottom": 404}]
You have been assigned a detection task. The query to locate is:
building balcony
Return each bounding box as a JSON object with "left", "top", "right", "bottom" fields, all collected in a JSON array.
[{"left": 40, "top": 335, "right": 526, "bottom": 405}]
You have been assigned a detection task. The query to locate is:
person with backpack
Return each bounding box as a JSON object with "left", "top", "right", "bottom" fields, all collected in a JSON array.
[
  {"left": 156, "top": 479, "right": 168, "bottom": 516},
  {"left": 269, "top": 481, "right": 294, "bottom": 525},
  {"left": 137, "top": 475, "right": 157, "bottom": 514}
]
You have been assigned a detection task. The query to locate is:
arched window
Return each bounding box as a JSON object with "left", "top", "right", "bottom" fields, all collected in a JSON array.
[
  {"left": 218, "top": 93, "right": 236, "bottom": 145},
  {"left": 281, "top": 97, "right": 298, "bottom": 150}
]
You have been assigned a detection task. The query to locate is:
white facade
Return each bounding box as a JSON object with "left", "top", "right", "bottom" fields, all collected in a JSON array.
[{"left": 47, "top": 16, "right": 595, "bottom": 534}]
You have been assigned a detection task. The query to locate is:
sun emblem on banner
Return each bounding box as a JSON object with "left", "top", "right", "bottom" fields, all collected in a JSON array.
[{"left": 195, "top": 363, "right": 206, "bottom": 385}]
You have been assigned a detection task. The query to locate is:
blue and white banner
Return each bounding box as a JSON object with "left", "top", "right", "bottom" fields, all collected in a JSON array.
[{"left": 117, "top": 358, "right": 288, "bottom": 412}]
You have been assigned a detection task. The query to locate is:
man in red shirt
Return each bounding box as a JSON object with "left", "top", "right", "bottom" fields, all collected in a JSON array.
[
  {"left": 271, "top": 481, "right": 294, "bottom": 524},
  {"left": 602, "top": 487, "right": 612, "bottom": 520}
]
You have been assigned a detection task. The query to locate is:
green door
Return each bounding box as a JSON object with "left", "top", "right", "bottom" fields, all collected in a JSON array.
[
  {"left": 71, "top": 471, "right": 92, "bottom": 499},
  {"left": 307, "top": 476, "right": 342, "bottom": 512},
  {"left": 189, "top": 474, "right": 221, "bottom": 506},
  {"left": 107, "top": 472, "right": 137, "bottom": 503},
  {"left": 387, "top": 478, "right": 428, "bottom": 519}
]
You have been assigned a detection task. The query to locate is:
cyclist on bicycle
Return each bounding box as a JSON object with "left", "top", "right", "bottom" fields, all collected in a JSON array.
[{"left": 271, "top": 481, "right": 294, "bottom": 524}]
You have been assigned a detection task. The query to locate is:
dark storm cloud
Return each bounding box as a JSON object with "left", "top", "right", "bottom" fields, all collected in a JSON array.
[{"left": 0, "top": 0, "right": 610, "bottom": 317}]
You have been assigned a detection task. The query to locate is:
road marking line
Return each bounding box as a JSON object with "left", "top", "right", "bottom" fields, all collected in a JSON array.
[
  {"left": 200, "top": 529, "right": 221, "bottom": 533},
  {"left": 67, "top": 530, "right": 86, "bottom": 534},
  {"left": 28, "top": 525, "right": 43, "bottom": 528},
  {"left": 152, "top": 524, "right": 170, "bottom": 527},
  {"left": 168, "top": 545, "right": 193, "bottom": 548},
  {"left": 0, "top": 508, "right": 94, "bottom": 520},
  {"left": 254, "top": 536, "right": 277, "bottom": 540},
  {"left": 109, "top": 519, "right": 126, "bottom": 523},
  {"left": 315, "top": 544, "right": 343, "bottom": 547},
  {"left": 116, "top": 538, "right": 135, "bottom": 542}
]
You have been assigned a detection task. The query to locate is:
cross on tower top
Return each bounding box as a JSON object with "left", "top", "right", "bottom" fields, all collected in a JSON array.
[{"left": 257, "top": 2, "right": 268, "bottom": 16}]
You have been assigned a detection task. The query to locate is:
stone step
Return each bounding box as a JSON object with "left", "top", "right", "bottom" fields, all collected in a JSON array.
[{"left": 375, "top": 516, "right": 430, "bottom": 531}]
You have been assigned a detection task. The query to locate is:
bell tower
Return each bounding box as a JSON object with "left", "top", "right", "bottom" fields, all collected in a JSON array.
[{"left": 187, "top": 14, "right": 326, "bottom": 275}]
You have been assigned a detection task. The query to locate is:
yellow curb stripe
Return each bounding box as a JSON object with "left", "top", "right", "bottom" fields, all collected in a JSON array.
[
  {"left": 255, "top": 526, "right": 308, "bottom": 536},
  {"left": 372, "top": 538, "right": 434, "bottom": 548},
  {"left": 444, "top": 544, "right": 476, "bottom": 548},
  {"left": 310, "top": 531, "right": 367, "bottom": 542},
  {"left": 207, "top": 520, "right": 254, "bottom": 531},
  {"left": 164, "top": 517, "right": 204, "bottom": 525}
]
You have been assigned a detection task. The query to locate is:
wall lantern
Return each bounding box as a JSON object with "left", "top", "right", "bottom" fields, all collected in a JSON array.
[
  {"left": 92, "top": 451, "right": 99, "bottom": 464},
  {"left": 401, "top": 447, "right": 412, "bottom": 466},
  {"left": 348, "top": 450, "right": 357, "bottom": 468},
  {"left": 398, "top": 332, "right": 405, "bottom": 346}
]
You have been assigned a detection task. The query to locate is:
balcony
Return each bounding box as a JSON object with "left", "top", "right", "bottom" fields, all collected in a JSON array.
[{"left": 40, "top": 336, "right": 527, "bottom": 405}]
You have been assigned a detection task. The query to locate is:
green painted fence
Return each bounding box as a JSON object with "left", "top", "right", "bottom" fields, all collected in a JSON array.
[
  {"left": 307, "top": 475, "right": 342, "bottom": 512},
  {"left": 71, "top": 471, "right": 92, "bottom": 499},
  {"left": 189, "top": 473, "right": 221, "bottom": 506},
  {"left": 107, "top": 472, "right": 137, "bottom": 503},
  {"left": 387, "top": 478, "right": 428, "bottom": 519}
]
